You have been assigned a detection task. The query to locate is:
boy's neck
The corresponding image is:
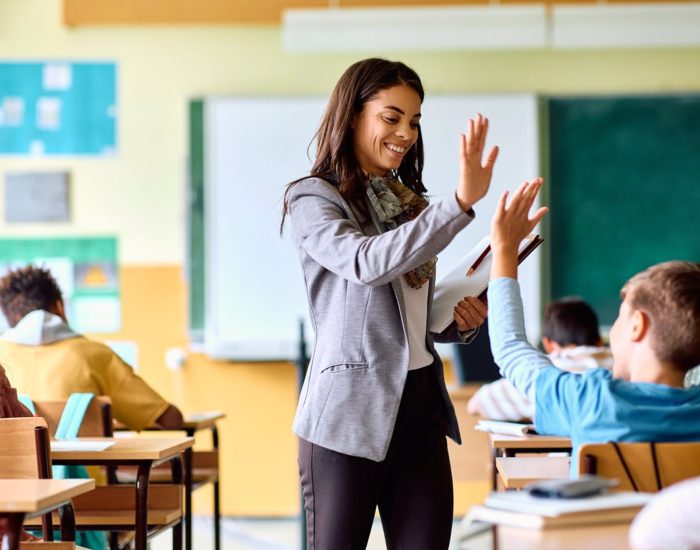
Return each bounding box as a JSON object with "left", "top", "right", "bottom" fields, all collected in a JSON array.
[{"left": 629, "top": 359, "right": 686, "bottom": 388}]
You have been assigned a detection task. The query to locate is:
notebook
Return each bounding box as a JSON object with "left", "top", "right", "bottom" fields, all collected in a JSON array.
[
  {"left": 430, "top": 234, "right": 543, "bottom": 333},
  {"left": 466, "top": 490, "right": 653, "bottom": 529},
  {"left": 475, "top": 420, "right": 537, "bottom": 436}
]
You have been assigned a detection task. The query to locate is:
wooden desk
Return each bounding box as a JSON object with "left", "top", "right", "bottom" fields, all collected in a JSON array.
[
  {"left": 459, "top": 522, "right": 631, "bottom": 550},
  {"left": 183, "top": 411, "right": 225, "bottom": 433},
  {"left": 0, "top": 479, "right": 95, "bottom": 550},
  {"left": 495, "top": 456, "right": 570, "bottom": 489},
  {"left": 50, "top": 437, "right": 193, "bottom": 550},
  {"left": 114, "top": 411, "right": 225, "bottom": 550},
  {"left": 489, "top": 433, "right": 572, "bottom": 490}
]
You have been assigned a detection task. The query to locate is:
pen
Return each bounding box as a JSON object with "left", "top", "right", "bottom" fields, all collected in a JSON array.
[{"left": 466, "top": 244, "right": 491, "bottom": 276}]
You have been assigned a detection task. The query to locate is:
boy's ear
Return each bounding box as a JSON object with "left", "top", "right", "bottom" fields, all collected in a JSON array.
[
  {"left": 630, "top": 309, "right": 649, "bottom": 342},
  {"left": 51, "top": 300, "right": 67, "bottom": 322},
  {"left": 542, "top": 337, "right": 559, "bottom": 354}
]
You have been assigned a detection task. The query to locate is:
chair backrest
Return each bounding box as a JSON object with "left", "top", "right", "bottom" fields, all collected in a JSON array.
[
  {"left": 0, "top": 416, "right": 51, "bottom": 479},
  {"left": 578, "top": 441, "right": 700, "bottom": 493},
  {"left": 33, "top": 396, "right": 114, "bottom": 437}
]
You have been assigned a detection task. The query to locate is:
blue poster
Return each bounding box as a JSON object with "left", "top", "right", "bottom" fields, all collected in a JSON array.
[{"left": 0, "top": 62, "right": 117, "bottom": 155}]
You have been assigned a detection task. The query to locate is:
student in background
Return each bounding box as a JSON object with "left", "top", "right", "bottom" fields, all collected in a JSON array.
[
  {"left": 281, "top": 58, "right": 495, "bottom": 549},
  {"left": 486, "top": 179, "right": 700, "bottom": 472},
  {"left": 0, "top": 265, "right": 183, "bottom": 431},
  {"left": 467, "top": 297, "right": 612, "bottom": 421},
  {"left": 629, "top": 476, "right": 700, "bottom": 550}
]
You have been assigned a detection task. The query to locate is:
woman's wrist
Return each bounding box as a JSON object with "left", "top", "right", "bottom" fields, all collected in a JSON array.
[{"left": 454, "top": 192, "right": 473, "bottom": 213}]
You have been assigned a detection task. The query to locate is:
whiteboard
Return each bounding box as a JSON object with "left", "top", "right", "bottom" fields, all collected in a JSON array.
[{"left": 203, "top": 94, "right": 541, "bottom": 360}]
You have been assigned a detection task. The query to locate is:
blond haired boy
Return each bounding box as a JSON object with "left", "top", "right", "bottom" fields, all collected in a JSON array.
[{"left": 487, "top": 180, "right": 700, "bottom": 471}]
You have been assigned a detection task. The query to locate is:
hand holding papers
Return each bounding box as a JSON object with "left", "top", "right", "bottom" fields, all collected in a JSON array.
[{"left": 430, "top": 234, "right": 543, "bottom": 333}]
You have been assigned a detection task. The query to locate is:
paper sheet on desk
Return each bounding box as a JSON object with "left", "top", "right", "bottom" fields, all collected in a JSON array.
[
  {"left": 51, "top": 440, "right": 115, "bottom": 451},
  {"left": 430, "top": 234, "right": 539, "bottom": 333}
]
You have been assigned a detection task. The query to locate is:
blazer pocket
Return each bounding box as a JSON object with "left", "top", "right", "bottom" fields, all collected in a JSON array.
[{"left": 321, "top": 361, "right": 369, "bottom": 374}]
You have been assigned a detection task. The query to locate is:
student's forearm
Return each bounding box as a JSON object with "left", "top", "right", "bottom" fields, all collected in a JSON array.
[
  {"left": 487, "top": 278, "right": 554, "bottom": 401},
  {"left": 156, "top": 404, "right": 184, "bottom": 429}
]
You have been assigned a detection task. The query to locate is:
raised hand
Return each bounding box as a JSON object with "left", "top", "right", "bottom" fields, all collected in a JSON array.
[
  {"left": 456, "top": 113, "right": 499, "bottom": 212},
  {"left": 490, "top": 178, "right": 548, "bottom": 280},
  {"left": 492, "top": 178, "right": 548, "bottom": 250}
]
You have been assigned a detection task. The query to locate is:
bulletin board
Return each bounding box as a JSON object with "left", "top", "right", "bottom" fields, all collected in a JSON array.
[
  {"left": 0, "top": 62, "right": 116, "bottom": 155},
  {"left": 0, "top": 237, "right": 120, "bottom": 333}
]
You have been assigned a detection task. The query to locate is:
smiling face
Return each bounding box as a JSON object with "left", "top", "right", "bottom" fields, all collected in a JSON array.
[{"left": 352, "top": 84, "right": 422, "bottom": 177}]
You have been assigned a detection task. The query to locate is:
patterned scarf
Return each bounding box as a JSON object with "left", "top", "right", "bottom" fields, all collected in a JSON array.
[{"left": 365, "top": 173, "right": 437, "bottom": 289}]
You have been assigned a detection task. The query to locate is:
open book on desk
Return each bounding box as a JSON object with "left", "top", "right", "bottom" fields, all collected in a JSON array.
[{"left": 429, "top": 234, "right": 543, "bottom": 333}]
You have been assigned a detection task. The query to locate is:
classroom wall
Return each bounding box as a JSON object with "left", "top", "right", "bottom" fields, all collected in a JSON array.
[{"left": 1, "top": 0, "right": 700, "bottom": 516}]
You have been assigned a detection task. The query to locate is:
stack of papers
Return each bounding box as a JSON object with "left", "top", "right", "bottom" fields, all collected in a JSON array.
[
  {"left": 466, "top": 490, "right": 653, "bottom": 529},
  {"left": 51, "top": 440, "right": 115, "bottom": 451},
  {"left": 475, "top": 420, "right": 537, "bottom": 436}
]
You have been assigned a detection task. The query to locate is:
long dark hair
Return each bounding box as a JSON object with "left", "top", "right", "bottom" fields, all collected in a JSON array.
[{"left": 281, "top": 58, "right": 426, "bottom": 232}]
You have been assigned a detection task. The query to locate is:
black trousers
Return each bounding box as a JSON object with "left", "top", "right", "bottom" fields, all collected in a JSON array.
[{"left": 298, "top": 366, "right": 454, "bottom": 550}]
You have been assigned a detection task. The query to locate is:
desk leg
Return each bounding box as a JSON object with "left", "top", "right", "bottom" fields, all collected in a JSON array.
[
  {"left": 170, "top": 455, "right": 184, "bottom": 550},
  {"left": 212, "top": 425, "right": 221, "bottom": 550},
  {"left": 5, "top": 513, "right": 25, "bottom": 550},
  {"left": 135, "top": 461, "right": 153, "bottom": 550},
  {"left": 491, "top": 448, "right": 499, "bottom": 491},
  {"left": 183, "top": 447, "right": 193, "bottom": 550}
]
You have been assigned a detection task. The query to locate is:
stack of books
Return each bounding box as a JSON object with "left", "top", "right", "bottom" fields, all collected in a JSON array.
[{"left": 467, "top": 490, "right": 653, "bottom": 529}]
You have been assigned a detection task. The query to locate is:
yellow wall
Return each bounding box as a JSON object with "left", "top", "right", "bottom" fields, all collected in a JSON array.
[{"left": 2, "top": 0, "right": 700, "bottom": 515}]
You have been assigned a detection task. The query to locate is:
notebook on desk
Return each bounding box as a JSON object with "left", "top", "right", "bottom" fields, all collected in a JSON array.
[
  {"left": 51, "top": 440, "right": 115, "bottom": 451},
  {"left": 475, "top": 420, "right": 537, "bottom": 436},
  {"left": 467, "top": 491, "right": 653, "bottom": 529}
]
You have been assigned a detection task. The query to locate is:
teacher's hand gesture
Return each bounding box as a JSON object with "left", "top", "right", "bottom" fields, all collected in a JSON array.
[{"left": 456, "top": 113, "right": 499, "bottom": 212}]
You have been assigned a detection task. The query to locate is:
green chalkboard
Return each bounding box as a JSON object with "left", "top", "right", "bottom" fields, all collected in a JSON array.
[{"left": 548, "top": 95, "right": 700, "bottom": 325}]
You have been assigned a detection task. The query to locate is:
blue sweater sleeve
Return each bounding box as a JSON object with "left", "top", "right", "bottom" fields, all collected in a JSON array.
[{"left": 487, "top": 277, "right": 555, "bottom": 402}]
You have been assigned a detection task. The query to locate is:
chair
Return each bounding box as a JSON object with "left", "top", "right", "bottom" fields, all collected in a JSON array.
[
  {"left": 32, "top": 397, "right": 116, "bottom": 486},
  {"left": 0, "top": 417, "right": 70, "bottom": 544},
  {"left": 578, "top": 441, "right": 700, "bottom": 492},
  {"left": 32, "top": 397, "right": 115, "bottom": 438}
]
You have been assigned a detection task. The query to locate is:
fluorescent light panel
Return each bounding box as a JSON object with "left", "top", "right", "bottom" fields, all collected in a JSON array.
[
  {"left": 283, "top": 3, "right": 700, "bottom": 52},
  {"left": 553, "top": 3, "right": 700, "bottom": 49},
  {"left": 283, "top": 6, "right": 548, "bottom": 52}
]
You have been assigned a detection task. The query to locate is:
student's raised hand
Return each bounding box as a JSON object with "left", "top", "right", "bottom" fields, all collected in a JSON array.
[
  {"left": 490, "top": 179, "right": 548, "bottom": 280},
  {"left": 456, "top": 113, "right": 499, "bottom": 212},
  {"left": 454, "top": 296, "right": 488, "bottom": 332}
]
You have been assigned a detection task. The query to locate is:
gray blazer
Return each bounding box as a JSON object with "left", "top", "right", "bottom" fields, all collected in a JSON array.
[{"left": 288, "top": 177, "right": 475, "bottom": 461}]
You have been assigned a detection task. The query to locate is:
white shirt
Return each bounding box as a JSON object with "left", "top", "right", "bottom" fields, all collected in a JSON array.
[
  {"left": 398, "top": 276, "right": 434, "bottom": 371},
  {"left": 629, "top": 476, "right": 700, "bottom": 550}
]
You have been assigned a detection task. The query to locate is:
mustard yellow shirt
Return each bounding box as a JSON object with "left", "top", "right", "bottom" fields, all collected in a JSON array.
[{"left": 0, "top": 336, "right": 169, "bottom": 431}]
